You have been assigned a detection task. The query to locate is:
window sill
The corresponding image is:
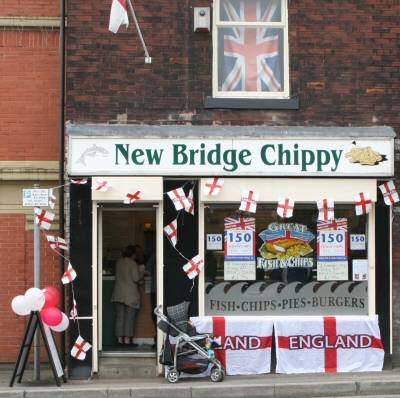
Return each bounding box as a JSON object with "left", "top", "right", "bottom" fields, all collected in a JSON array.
[{"left": 204, "top": 96, "right": 299, "bottom": 110}]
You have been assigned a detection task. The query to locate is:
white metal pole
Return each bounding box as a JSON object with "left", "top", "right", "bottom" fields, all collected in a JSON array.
[
  {"left": 126, "top": 0, "right": 151, "bottom": 62},
  {"left": 33, "top": 184, "right": 41, "bottom": 380}
]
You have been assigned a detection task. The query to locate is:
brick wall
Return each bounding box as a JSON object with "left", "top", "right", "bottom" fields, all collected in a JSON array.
[
  {"left": 0, "top": 30, "right": 60, "bottom": 161},
  {"left": 0, "top": 214, "right": 61, "bottom": 362},
  {"left": 0, "top": 1, "right": 59, "bottom": 17}
]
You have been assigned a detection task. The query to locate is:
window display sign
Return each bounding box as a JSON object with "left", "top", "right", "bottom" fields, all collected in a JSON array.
[
  {"left": 350, "top": 234, "right": 366, "bottom": 251},
  {"left": 353, "top": 259, "right": 369, "bottom": 281},
  {"left": 225, "top": 230, "right": 255, "bottom": 257},
  {"left": 257, "top": 223, "right": 315, "bottom": 270},
  {"left": 317, "top": 219, "right": 348, "bottom": 281},
  {"left": 207, "top": 234, "right": 223, "bottom": 250},
  {"left": 224, "top": 260, "right": 256, "bottom": 281}
]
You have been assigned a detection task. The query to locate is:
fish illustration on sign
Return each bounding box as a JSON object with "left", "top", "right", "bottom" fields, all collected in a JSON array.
[{"left": 76, "top": 144, "right": 110, "bottom": 166}]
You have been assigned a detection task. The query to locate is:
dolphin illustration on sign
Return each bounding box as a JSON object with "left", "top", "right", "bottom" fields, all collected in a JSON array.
[{"left": 76, "top": 144, "right": 110, "bottom": 166}]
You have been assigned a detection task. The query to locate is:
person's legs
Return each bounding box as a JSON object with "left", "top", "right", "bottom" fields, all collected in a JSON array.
[
  {"left": 123, "top": 306, "right": 137, "bottom": 344},
  {"left": 150, "top": 292, "right": 157, "bottom": 348},
  {"left": 114, "top": 302, "right": 125, "bottom": 343}
]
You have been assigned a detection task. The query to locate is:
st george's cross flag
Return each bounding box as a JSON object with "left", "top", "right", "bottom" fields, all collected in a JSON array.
[
  {"left": 167, "top": 187, "right": 191, "bottom": 211},
  {"left": 124, "top": 191, "right": 141, "bottom": 204},
  {"left": 109, "top": 0, "right": 129, "bottom": 34},
  {"left": 354, "top": 192, "right": 372, "bottom": 215},
  {"left": 71, "top": 336, "right": 92, "bottom": 360},
  {"left": 163, "top": 218, "right": 178, "bottom": 247},
  {"left": 92, "top": 178, "right": 111, "bottom": 192},
  {"left": 277, "top": 198, "right": 294, "bottom": 218},
  {"left": 61, "top": 263, "right": 77, "bottom": 284},
  {"left": 184, "top": 189, "right": 195, "bottom": 215},
  {"left": 191, "top": 316, "right": 273, "bottom": 375},
  {"left": 317, "top": 199, "right": 334, "bottom": 222},
  {"left": 183, "top": 255, "right": 204, "bottom": 279},
  {"left": 70, "top": 299, "right": 78, "bottom": 321},
  {"left": 379, "top": 181, "right": 399, "bottom": 206},
  {"left": 239, "top": 190, "right": 259, "bottom": 213},
  {"left": 46, "top": 235, "right": 69, "bottom": 251},
  {"left": 274, "top": 316, "right": 384, "bottom": 373},
  {"left": 34, "top": 208, "right": 55, "bottom": 230},
  {"left": 204, "top": 177, "right": 224, "bottom": 196}
]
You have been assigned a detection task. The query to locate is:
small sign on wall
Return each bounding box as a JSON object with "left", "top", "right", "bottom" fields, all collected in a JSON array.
[
  {"left": 22, "top": 189, "right": 49, "bottom": 207},
  {"left": 350, "top": 234, "right": 366, "bottom": 251},
  {"left": 206, "top": 234, "right": 223, "bottom": 250},
  {"left": 353, "top": 259, "right": 369, "bottom": 281}
]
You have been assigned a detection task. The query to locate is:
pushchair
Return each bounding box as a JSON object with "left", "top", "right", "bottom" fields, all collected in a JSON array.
[{"left": 154, "top": 302, "right": 225, "bottom": 383}]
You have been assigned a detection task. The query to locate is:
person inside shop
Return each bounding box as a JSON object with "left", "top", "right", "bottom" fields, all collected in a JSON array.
[
  {"left": 111, "top": 245, "right": 141, "bottom": 346},
  {"left": 134, "top": 244, "right": 146, "bottom": 280},
  {"left": 145, "top": 246, "right": 157, "bottom": 348}
]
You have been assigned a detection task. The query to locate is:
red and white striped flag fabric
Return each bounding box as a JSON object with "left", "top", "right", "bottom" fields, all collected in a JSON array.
[
  {"left": 163, "top": 218, "right": 178, "bottom": 247},
  {"left": 354, "top": 192, "right": 372, "bottom": 215},
  {"left": 124, "top": 191, "right": 141, "bottom": 204},
  {"left": 70, "top": 178, "right": 88, "bottom": 185},
  {"left": 109, "top": 0, "right": 129, "bottom": 34},
  {"left": 184, "top": 189, "right": 195, "bottom": 215},
  {"left": 92, "top": 178, "right": 111, "bottom": 192},
  {"left": 167, "top": 187, "right": 191, "bottom": 211},
  {"left": 191, "top": 316, "right": 274, "bottom": 375},
  {"left": 34, "top": 207, "right": 55, "bottom": 230},
  {"left": 224, "top": 216, "right": 255, "bottom": 231},
  {"left": 317, "top": 199, "right": 334, "bottom": 222},
  {"left": 239, "top": 190, "right": 259, "bottom": 213},
  {"left": 317, "top": 218, "right": 347, "bottom": 231},
  {"left": 61, "top": 263, "right": 77, "bottom": 284},
  {"left": 379, "top": 181, "right": 399, "bottom": 206},
  {"left": 70, "top": 299, "right": 78, "bottom": 321},
  {"left": 204, "top": 177, "right": 224, "bottom": 196},
  {"left": 277, "top": 198, "right": 294, "bottom": 218},
  {"left": 46, "top": 235, "right": 69, "bottom": 251},
  {"left": 183, "top": 255, "right": 204, "bottom": 279},
  {"left": 71, "top": 336, "right": 92, "bottom": 361},
  {"left": 275, "top": 316, "right": 384, "bottom": 373},
  {"left": 48, "top": 189, "right": 56, "bottom": 210}
]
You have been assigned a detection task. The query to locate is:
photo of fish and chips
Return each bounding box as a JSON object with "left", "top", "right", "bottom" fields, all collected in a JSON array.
[{"left": 345, "top": 145, "right": 386, "bottom": 166}]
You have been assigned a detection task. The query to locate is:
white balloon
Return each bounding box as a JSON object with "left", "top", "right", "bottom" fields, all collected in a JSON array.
[
  {"left": 11, "top": 295, "right": 30, "bottom": 316},
  {"left": 50, "top": 312, "right": 69, "bottom": 332},
  {"left": 24, "top": 287, "right": 45, "bottom": 311}
]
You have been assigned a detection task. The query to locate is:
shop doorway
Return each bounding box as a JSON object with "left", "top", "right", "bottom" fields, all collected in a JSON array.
[{"left": 98, "top": 205, "right": 157, "bottom": 353}]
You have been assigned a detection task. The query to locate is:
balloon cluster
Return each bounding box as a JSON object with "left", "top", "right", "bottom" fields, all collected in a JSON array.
[{"left": 11, "top": 287, "right": 69, "bottom": 332}]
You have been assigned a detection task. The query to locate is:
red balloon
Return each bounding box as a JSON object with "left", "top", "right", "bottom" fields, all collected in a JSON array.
[
  {"left": 41, "top": 307, "right": 62, "bottom": 326},
  {"left": 42, "top": 286, "right": 60, "bottom": 309}
]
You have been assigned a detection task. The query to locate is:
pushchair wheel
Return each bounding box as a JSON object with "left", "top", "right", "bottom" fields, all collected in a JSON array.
[
  {"left": 210, "top": 366, "right": 224, "bottom": 382},
  {"left": 166, "top": 369, "right": 179, "bottom": 383}
]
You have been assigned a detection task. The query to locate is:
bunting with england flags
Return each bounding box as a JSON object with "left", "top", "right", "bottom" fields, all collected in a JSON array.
[
  {"left": 92, "top": 178, "right": 111, "bottom": 192},
  {"left": 71, "top": 336, "right": 92, "bottom": 361},
  {"left": 183, "top": 255, "right": 204, "bottom": 279},
  {"left": 277, "top": 198, "right": 294, "bottom": 218},
  {"left": 204, "top": 177, "right": 224, "bottom": 196},
  {"left": 124, "top": 191, "right": 141, "bottom": 204},
  {"left": 184, "top": 189, "right": 195, "bottom": 215},
  {"left": 317, "top": 199, "right": 334, "bottom": 222},
  {"left": 167, "top": 187, "right": 191, "bottom": 211},
  {"left": 354, "top": 192, "right": 372, "bottom": 215},
  {"left": 61, "top": 263, "right": 77, "bottom": 284},
  {"left": 34, "top": 208, "right": 55, "bottom": 230},
  {"left": 239, "top": 190, "right": 259, "bottom": 213},
  {"left": 163, "top": 218, "right": 178, "bottom": 247}
]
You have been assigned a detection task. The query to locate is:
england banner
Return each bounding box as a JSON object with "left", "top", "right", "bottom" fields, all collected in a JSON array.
[
  {"left": 191, "top": 316, "right": 273, "bottom": 375},
  {"left": 274, "top": 316, "right": 384, "bottom": 373}
]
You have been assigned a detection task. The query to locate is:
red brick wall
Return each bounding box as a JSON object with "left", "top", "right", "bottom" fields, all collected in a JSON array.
[
  {"left": 0, "top": 30, "right": 60, "bottom": 161},
  {"left": 0, "top": 214, "right": 61, "bottom": 362},
  {"left": 0, "top": 1, "right": 59, "bottom": 17}
]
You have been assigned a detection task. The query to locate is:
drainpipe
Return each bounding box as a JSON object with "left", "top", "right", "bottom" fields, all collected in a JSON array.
[{"left": 59, "top": 0, "right": 66, "bottom": 369}]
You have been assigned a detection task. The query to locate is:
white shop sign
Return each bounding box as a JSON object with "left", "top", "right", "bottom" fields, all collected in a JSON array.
[{"left": 68, "top": 137, "right": 393, "bottom": 176}]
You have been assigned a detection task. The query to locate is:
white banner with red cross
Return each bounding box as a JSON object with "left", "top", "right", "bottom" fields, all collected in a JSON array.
[
  {"left": 277, "top": 197, "right": 294, "bottom": 218},
  {"left": 354, "top": 192, "right": 373, "bottom": 215},
  {"left": 190, "top": 316, "right": 273, "bottom": 375},
  {"left": 34, "top": 208, "right": 55, "bottom": 230},
  {"left": 163, "top": 218, "right": 178, "bottom": 247},
  {"left": 379, "top": 181, "right": 399, "bottom": 206},
  {"left": 61, "top": 263, "right": 77, "bottom": 284},
  {"left": 182, "top": 255, "right": 204, "bottom": 279},
  {"left": 184, "top": 188, "right": 195, "bottom": 215},
  {"left": 92, "top": 178, "right": 111, "bottom": 192},
  {"left": 274, "top": 316, "right": 384, "bottom": 373},
  {"left": 124, "top": 191, "right": 141, "bottom": 204},
  {"left": 71, "top": 336, "right": 91, "bottom": 360}
]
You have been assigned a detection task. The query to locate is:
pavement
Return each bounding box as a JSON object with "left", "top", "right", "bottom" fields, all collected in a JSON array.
[{"left": 1, "top": 366, "right": 400, "bottom": 398}]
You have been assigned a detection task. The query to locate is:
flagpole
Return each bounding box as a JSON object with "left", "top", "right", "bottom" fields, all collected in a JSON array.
[{"left": 126, "top": 0, "right": 151, "bottom": 62}]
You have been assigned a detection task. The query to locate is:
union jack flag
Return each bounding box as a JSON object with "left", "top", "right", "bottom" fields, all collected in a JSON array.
[
  {"left": 220, "top": 0, "right": 282, "bottom": 92},
  {"left": 224, "top": 215, "right": 255, "bottom": 231}
]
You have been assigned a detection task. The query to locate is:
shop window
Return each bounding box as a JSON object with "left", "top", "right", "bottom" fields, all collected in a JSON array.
[
  {"left": 204, "top": 204, "right": 369, "bottom": 316},
  {"left": 209, "top": 0, "right": 292, "bottom": 107}
]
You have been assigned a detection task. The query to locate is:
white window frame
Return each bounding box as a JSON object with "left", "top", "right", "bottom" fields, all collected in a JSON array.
[{"left": 212, "top": 0, "right": 290, "bottom": 99}]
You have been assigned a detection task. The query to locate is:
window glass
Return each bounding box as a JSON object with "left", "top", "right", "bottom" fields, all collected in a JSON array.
[
  {"left": 219, "top": 0, "right": 282, "bottom": 23},
  {"left": 217, "top": 27, "right": 284, "bottom": 92},
  {"left": 204, "top": 204, "right": 368, "bottom": 315}
]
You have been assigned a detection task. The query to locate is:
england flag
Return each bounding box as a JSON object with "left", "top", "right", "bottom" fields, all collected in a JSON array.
[{"left": 109, "top": 0, "right": 129, "bottom": 34}]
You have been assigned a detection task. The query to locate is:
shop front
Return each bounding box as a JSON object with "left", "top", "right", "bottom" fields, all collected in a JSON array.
[{"left": 67, "top": 124, "right": 394, "bottom": 375}]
